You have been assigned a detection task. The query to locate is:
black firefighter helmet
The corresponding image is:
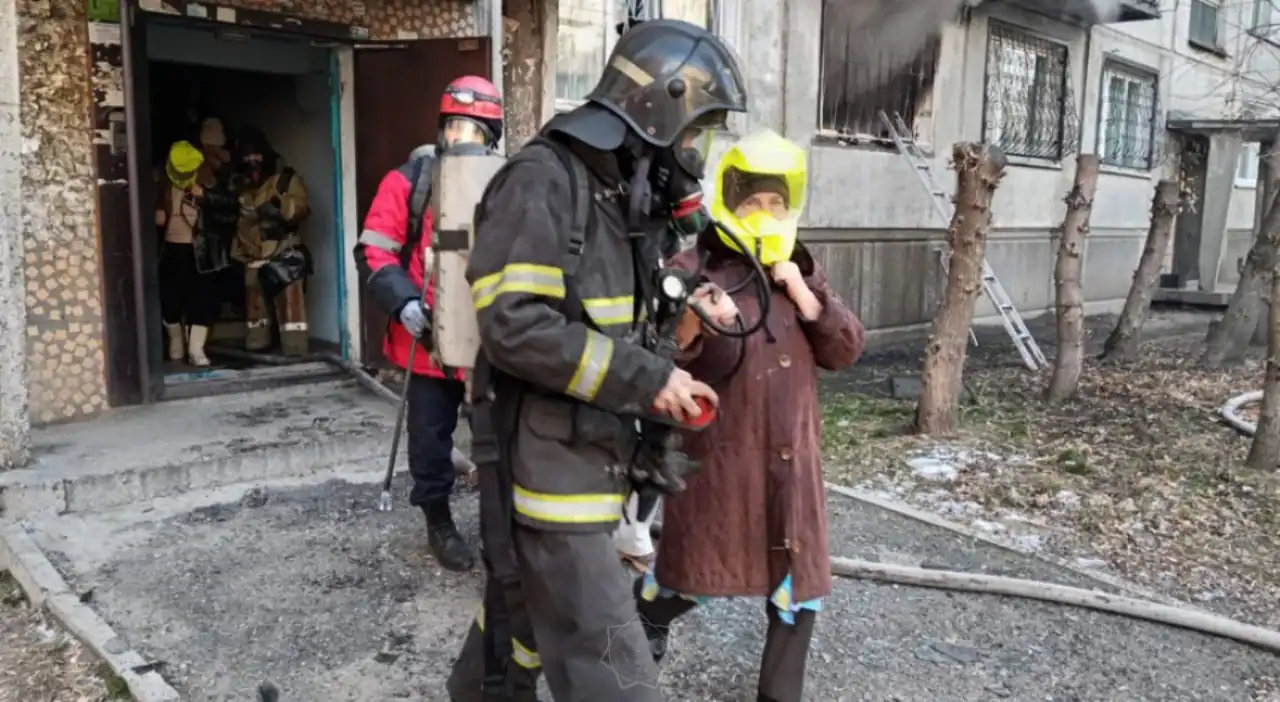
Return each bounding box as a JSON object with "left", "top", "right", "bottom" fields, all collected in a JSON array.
[{"left": 552, "top": 19, "right": 748, "bottom": 151}]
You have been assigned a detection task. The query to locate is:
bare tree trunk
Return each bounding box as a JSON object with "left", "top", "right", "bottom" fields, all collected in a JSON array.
[
  {"left": 1201, "top": 195, "right": 1280, "bottom": 367},
  {"left": 1203, "top": 136, "right": 1280, "bottom": 368},
  {"left": 1102, "top": 180, "right": 1182, "bottom": 361},
  {"left": 1247, "top": 258, "right": 1280, "bottom": 468},
  {"left": 1046, "top": 155, "right": 1101, "bottom": 403},
  {"left": 916, "top": 143, "right": 1008, "bottom": 436}
]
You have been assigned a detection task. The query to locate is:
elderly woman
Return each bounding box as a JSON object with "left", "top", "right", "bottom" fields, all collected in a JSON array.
[{"left": 634, "top": 129, "right": 865, "bottom": 702}]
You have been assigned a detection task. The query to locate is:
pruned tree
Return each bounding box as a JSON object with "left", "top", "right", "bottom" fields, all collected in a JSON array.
[
  {"left": 1202, "top": 136, "right": 1280, "bottom": 368},
  {"left": 1102, "top": 179, "right": 1183, "bottom": 361},
  {"left": 1046, "top": 154, "right": 1101, "bottom": 403},
  {"left": 917, "top": 143, "right": 1008, "bottom": 435},
  {"left": 1248, "top": 255, "right": 1280, "bottom": 468}
]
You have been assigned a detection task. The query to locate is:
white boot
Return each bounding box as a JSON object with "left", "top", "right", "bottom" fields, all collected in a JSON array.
[
  {"left": 165, "top": 323, "right": 185, "bottom": 361},
  {"left": 187, "top": 325, "right": 211, "bottom": 367}
]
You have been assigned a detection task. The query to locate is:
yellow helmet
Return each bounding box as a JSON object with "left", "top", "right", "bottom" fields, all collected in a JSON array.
[
  {"left": 165, "top": 140, "right": 205, "bottom": 189},
  {"left": 709, "top": 129, "right": 808, "bottom": 266}
]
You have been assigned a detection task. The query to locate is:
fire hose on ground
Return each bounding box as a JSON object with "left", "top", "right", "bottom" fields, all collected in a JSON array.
[
  {"left": 1221, "top": 390, "right": 1262, "bottom": 437},
  {"left": 818, "top": 484, "right": 1280, "bottom": 656}
]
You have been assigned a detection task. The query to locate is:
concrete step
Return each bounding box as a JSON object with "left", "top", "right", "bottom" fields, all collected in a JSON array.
[{"left": 0, "top": 379, "right": 469, "bottom": 520}]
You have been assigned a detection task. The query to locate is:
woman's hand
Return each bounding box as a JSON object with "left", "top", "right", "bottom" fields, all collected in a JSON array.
[
  {"left": 771, "top": 261, "right": 823, "bottom": 321},
  {"left": 690, "top": 283, "right": 738, "bottom": 331}
]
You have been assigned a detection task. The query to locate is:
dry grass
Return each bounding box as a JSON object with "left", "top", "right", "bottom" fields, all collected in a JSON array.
[
  {"left": 0, "top": 572, "right": 130, "bottom": 702},
  {"left": 822, "top": 330, "right": 1280, "bottom": 632}
]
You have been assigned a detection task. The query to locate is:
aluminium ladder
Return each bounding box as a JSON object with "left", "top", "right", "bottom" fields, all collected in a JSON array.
[{"left": 878, "top": 111, "right": 1048, "bottom": 372}]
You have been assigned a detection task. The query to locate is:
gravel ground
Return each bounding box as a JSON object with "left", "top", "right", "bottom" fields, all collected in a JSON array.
[
  {"left": 0, "top": 572, "right": 128, "bottom": 701},
  {"left": 29, "top": 470, "right": 1280, "bottom": 702}
]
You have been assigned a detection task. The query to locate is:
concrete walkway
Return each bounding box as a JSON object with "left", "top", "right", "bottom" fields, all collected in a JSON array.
[{"left": 12, "top": 469, "right": 1278, "bottom": 702}]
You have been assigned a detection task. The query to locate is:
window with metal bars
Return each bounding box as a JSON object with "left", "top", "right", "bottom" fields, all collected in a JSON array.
[
  {"left": 1189, "top": 0, "right": 1222, "bottom": 49},
  {"left": 982, "top": 22, "right": 1071, "bottom": 161},
  {"left": 1096, "top": 62, "right": 1158, "bottom": 170},
  {"left": 817, "top": 0, "right": 940, "bottom": 144}
]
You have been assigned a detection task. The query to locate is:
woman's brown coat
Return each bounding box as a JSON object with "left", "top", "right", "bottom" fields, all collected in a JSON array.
[{"left": 655, "top": 243, "right": 865, "bottom": 603}]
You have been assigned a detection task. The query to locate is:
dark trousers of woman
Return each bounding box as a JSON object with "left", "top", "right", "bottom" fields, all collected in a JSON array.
[
  {"left": 159, "top": 242, "right": 220, "bottom": 326},
  {"left": 635, "top": 584, "right": 816, "bottom": 702}
]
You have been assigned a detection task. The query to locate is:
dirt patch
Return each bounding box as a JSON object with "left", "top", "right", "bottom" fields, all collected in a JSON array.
[
  {"left": 0, "top": 572, "right": 130, "bottom": 701},
  {"left": 822, "top": 310, "right": 1280, "bottom": 636}
]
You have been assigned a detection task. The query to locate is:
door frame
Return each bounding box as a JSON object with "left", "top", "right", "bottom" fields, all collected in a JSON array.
[{"left": 120, "top": 0, "right": 164, "bottom": 404}]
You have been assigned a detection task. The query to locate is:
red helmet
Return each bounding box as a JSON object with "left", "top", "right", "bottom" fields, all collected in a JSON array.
[{"left": 440, "top": 75, "right": 504, "bottom": 146}]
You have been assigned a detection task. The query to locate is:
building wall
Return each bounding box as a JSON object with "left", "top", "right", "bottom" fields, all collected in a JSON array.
[
  {"left": 0, "top": 0, "right": 29, "bottom": 468},
  {"left": 713, "top": 0, "right": 1274, "bottom": 335},
  {"left": 7, "top": 0, "right": 484, "bottom": 431}
]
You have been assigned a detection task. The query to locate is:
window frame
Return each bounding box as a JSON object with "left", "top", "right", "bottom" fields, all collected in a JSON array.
[
  {"left": 1095, "top": 60, "right": 1159, "bottom": 171},
  {"left": 980, "top": 20, "right": 1072, "bottom": 163},
  {"left": 553, "top": 0, "right": 720, "bottom": 113},
  {"left": 1188, "top": 0, "right": 1224, "bottom": 52}
]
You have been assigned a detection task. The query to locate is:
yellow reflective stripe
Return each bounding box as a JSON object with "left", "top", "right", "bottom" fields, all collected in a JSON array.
[
  {"left": 566, "top": 331, "right": 612, "bottom": 402},
  {"left": 512, "top": 485, "right": 624, "bottom": 524},
  {"left": 358, "top": 229, "right": 402, "bottom": 254},
  {"left": 475, "top": 605, "right": 541, "bottom": 669},
  {"left": 512, "top": 638, "right": 541, "bottom": 669},
  {"left": 471, "top": 264, "right": 565, "bottom": 310},
  {"left": 583, "top": 296, "right": 635, "bottom": 326}
]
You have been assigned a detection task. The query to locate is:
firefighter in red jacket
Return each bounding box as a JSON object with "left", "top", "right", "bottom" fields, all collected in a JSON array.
[{"left": 353, "top": 76, "right": 504, "bottom": 571}]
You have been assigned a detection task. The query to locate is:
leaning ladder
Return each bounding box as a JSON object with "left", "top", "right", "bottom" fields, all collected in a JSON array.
[{"left": 878, "top": 111, "right": 1048, "bottom": 372}]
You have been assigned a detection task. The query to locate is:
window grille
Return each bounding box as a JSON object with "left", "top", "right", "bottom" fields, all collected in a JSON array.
[
  {"left": 982, "top": 22, "right": 1073, "bottom": 161},
  {"left": 818, "top": 0, "right": 940, "bottom": 143},
  {"left": 1097, "top": 62, "right": 1158, "bottom": 170}
]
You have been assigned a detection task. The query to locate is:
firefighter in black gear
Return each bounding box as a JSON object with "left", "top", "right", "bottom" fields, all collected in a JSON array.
[{"left": 446, "top": 19, "right": 748, "bottom": 702}]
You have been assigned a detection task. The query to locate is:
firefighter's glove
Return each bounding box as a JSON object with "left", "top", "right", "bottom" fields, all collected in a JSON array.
[
  {"left": 631, "top": 431, "right": 700, "bottom": 495},
  {"left": 399, "top": 300, "right": 432, "bottom": 343}
]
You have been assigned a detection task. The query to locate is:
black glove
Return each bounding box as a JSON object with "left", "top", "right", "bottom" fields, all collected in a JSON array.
[{"left": 629, "top": 428, "right": 700, "bottom": 495}]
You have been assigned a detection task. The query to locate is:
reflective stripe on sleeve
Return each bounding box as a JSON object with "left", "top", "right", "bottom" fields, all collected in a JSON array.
[
  {"left": 471, "top": 263, "right": 566, "bottom": 310},
  {"left": 582, "top": 296, "right": 635, "bottom": 326},
  {"left": 358, "top": 229, "right": 403, "bottom": 254},
  {"left": 565, "top": 330, "right": 612, "bottom": 402},
  {"left": 512, "top": 485, "right": 623, "bottom": 525}
]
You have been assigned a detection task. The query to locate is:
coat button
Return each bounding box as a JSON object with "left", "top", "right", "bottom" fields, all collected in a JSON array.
[
  {"left": 779, "top": 447, "right": 792, "bottom": 461},
  {"left": 779, "top": 354, "right": 792, "bottom": 368}
]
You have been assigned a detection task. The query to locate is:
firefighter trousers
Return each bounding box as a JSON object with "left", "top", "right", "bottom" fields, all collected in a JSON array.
[
  {"left": 447, "top": 402, "right": 543, "bottom": 701},
  {"left": 515, "top": 526, "right": 663, "bottom": 702},
  {"left": 244, "top": 262, "right": 307, "bottom": 355}
]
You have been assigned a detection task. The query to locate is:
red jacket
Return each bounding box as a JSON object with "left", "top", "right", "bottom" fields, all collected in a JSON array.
[{"left": 353, "top": 158, "right": 461, "bottom": 380}]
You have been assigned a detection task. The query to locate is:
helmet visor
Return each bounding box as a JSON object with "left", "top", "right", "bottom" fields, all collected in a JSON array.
[{"left": 440, "top": 117, "right": 490, "bottom": 148}]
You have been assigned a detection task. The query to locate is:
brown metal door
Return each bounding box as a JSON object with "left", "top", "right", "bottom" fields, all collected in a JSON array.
[{"left": 353, "top": 37, "right": 492, "bottom": 368}]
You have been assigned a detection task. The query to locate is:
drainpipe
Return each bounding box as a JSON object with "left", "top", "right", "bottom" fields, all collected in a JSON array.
[{"left": 489, "top": 0, "right": 506, "bottom": 154}]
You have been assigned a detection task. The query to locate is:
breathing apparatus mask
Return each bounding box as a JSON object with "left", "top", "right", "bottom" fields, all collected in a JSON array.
[{"left": 709, "top": 128, "right": 807, "bottom": 267}]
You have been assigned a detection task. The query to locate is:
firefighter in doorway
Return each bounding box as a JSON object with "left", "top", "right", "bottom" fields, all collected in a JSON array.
[
  {"left": 156, "top": 140, "right": 221, "bottom": 367},
  {"left": 352, "top": 76, "right": 505, "bottom": 572},
  {"left": 450, "top": 20, "right": 748, "bottom": 702},
  {"left": 232, "top": 127, "right": 313, "bottom": 356}
]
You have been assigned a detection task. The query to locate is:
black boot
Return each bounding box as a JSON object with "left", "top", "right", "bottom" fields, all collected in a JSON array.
[{"left": 423, "top": 500, "right": 474, "bottom": 572}]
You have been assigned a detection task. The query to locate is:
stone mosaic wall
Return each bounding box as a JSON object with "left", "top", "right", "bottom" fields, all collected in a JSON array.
[
  {"left": 202, "top": 0, "right": 478, "bottom": 39},
  {"left": 18, "top": 0, "right": 107, "bottom": 425},
  {"left": 18, "top": 0, "right": 484, "bottom": 426}
]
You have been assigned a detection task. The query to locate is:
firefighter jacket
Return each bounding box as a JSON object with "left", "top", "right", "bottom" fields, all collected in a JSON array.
[
  {"left": 467, "top": 137, "right": 675, "bottom": 534},
  {"left": 353, "top": 158, "right": 461, "bottom": 380},
  {"left": 233, "top": 164, "right": 310, "bottom": 264}
]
